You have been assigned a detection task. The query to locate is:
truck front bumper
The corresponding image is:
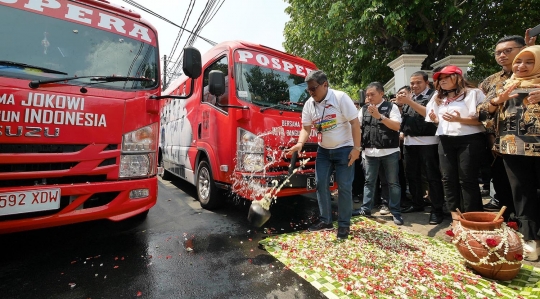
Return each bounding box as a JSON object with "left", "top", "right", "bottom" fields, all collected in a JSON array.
[{"left": 0, "top": 177, "right": 157, "bottom": 234}]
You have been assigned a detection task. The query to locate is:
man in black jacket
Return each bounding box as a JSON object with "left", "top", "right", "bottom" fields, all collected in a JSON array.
[
  {"left": 354, "top": 82, "right": 404, "bottom": 225},
  {"left": 396, "top": 72, "right": 445, "bottom": 225}
]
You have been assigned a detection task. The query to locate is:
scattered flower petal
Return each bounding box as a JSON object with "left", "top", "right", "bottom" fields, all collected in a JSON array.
[{"left": 508, "top": 222, "right": 519, "bottom": 231}]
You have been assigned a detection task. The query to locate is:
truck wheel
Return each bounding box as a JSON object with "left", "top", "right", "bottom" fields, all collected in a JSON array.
[
  {"left": 159, "top": 158, "right": 175, "bottom": 181},
  {"left": 196, "top": 160, "right": 221, "bottom": 209}
]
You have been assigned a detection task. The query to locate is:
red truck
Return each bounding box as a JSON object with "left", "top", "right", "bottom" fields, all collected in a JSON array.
[
  {"left": 159, "top": 40, "right": 332, "bottom": 210},
  {"left": 0, "top": 0, "right": 201, "bottom": 233}
]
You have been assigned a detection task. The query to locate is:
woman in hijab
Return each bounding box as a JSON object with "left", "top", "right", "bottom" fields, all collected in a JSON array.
[
  {"left": 488, "top": 45, "right": 540, "bottom": 261},
  {"left": 425, "top": 65, "right": 486, "bottom": 225}
]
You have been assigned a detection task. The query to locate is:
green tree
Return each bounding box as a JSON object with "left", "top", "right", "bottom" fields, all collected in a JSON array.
[{"left": 283, "top": 0, "right": 540, "bottom": 89}]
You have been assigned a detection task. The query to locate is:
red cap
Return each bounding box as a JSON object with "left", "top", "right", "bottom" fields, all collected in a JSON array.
[{"left": 433, "top": 65, "right": 463, "bottom": 81}]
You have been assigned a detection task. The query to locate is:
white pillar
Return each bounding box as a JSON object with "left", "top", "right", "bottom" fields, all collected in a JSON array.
[
  {"left": 386, "top": 54, "right": 428, "bottom": 94},
  {"left": 430, "top": 55, "right": 475, "bottom": 78}
]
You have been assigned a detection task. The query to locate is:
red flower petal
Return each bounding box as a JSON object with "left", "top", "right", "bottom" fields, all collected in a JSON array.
[
  {"left": 515, "top": 254, "right": 524, "bottom": 261},
  {"left": 508, "top": 221, "right": 519, "bottom": 231},
  {"left": 486, "top": 238, "right": 499, "bottom": 247},
  {"left": 445, "top": 230, "right": 455, "bottom": 237}
]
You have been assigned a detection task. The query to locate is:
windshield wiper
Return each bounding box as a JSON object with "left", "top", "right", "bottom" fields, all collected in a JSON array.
[
  {"left": 260, "top": 101, "right": 304, "bottom": 112},
  {"left": 259, "top": 101, "right": 289, "bottom": 112},
  {"left": 29, "top": 75, "right": 152, "bottom": 88},
  {"left": 0, "top": 60, "right": 68, "bottom": 75}
]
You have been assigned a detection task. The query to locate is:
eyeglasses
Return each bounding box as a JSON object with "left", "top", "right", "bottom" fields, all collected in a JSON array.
[
  {"left": 494, "top": 47, "right": 520, "bottom": 57},
  {"left": 306, "top": 84, "right": 321, "bottom": 93}
]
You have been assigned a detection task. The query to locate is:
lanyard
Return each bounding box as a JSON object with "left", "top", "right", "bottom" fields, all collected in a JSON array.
[{"left": 314, "top": 100, "right": 327, "bottom": 132}]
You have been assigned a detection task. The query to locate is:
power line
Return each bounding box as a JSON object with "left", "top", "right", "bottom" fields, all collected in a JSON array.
[
  {"left": 202, "top": 0, "right": 225, "bottom": 27},
  {"left": 166, "top": 0, "right": 196, "bottom": 72},
  {"left": 121, "top": 0, "right": 217, "bottom": 46},
  {"left": 167, "top": 0, "right": 226, "bottom": 83}
]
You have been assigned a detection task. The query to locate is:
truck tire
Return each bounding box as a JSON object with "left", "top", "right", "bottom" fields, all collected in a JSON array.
[
  {"left": 159, "top": 158, "right": 175, "bottom": 181},
  {"left": 196, "top": 160, "right": 221, "bottom": 209}
]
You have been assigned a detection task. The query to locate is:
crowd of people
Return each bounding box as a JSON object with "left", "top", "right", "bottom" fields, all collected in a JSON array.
[{"left": 287, "top": 30, "right": 540, "bottom": 261}]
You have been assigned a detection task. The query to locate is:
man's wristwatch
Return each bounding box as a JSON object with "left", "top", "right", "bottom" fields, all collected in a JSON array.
[
  {"left": 379, "top": 115, "right": 386, "bottom": 121},
  {"left": 353, "top": 146, "right": 361, "bottom": 152}
]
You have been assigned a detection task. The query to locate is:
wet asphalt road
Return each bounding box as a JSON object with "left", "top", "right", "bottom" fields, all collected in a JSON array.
[{"left": 0, "top": 178, "right": 326, "bottom": 299}]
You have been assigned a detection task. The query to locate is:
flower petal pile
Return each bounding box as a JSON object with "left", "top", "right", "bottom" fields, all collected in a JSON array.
[{"left": 259, "top": 217, "right": 540, "bottom": 298}]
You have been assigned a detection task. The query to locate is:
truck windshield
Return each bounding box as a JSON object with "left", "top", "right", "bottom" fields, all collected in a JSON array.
[
  {"left": 235, "top": 63, "right": 310, "bottom": 112},
  {"left": 0, "top": 5, "right": 158, "bottom": 90}
]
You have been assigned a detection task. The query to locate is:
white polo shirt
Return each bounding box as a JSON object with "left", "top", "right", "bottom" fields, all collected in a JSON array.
[
  {"left": 425, "top": 89, "right": 486, "bottom": 136},
  {"left": 302, "top": 89, "right": 358, "bottom": 149},
  {"left": 358, "top": 101, "right": 402, "bottom": 157}
]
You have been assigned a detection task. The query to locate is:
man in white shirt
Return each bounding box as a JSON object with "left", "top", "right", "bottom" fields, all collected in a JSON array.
[
  {"left": 396, "top": 72, "right": 445, "bottom": 225},
  {"left": 287, "top": 70, "right": 361, "bottom": 239},
  {"left": 353, "top": 82, "right": 404, "bottom": 225}
]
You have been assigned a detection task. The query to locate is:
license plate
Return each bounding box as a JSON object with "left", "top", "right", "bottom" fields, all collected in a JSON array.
[
  {"left": 307, "top": 174, "right": 335, "bottom": 191},
  {"left": 0, "top": 188, "right": 61, "bottom": 216}
]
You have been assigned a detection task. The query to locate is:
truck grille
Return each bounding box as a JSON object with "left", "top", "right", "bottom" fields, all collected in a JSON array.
[
  {"left": 273, "top": 142, "right": 317, "bottom": 172},
  {"left": 0, "top": 175, "right": 108, "bottom": 188},
  {"left": 0, "top": 144, "right": 117, "bottom": 153},
  {"left": 0, "top": 144, "right": 119, "bottom": 187},
  {"left": 0, "top": 162, "right": 78, "bottom": 172}
]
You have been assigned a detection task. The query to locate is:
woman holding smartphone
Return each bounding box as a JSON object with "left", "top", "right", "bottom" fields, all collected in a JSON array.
[
  {"left": 489, "top": 45, "right": 540, "bottom": 261},
  {"left": 425, "top": 65, "right": 486, "bottom": 224}
]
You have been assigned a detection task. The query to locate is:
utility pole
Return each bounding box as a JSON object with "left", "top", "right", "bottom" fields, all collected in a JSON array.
[{"left": 163, "top": 55, "right": 167, "bottom": 89}]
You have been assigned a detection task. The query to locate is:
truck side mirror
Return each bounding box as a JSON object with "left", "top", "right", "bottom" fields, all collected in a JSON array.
[
  {"left": 358, "top": 89, "right": 366, "bottom": 107},
  {"left": 183, "top": 47, "right": 202, "bottom": 79},
  {"left": 209, "top": 70, "right": 225, "bottom": 97}
]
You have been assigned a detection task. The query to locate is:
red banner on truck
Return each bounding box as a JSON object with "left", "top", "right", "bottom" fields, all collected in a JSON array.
[
  {"left": 234, "top": 49, "right": 315, "bottom": 77},
  {"left": 2, "top": 0, "right": 156, "bottom": 46}
]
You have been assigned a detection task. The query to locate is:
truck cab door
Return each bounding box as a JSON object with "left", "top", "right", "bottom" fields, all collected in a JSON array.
[{"left": 200, "top": 55, "right": 229, "bottom": 141}]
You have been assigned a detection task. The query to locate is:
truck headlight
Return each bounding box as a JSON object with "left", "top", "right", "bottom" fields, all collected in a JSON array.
[
  {"left": 120, "top": 154, "right": 156, "bottom": 178},
  {"left": 120, "top": 123, "right": 157, "bottom": 178},
  {"left": 237, "top": 128, "right": 265, "bottom": 172},
  {"left": 122, "top": 123, "right": 157, "bottom": 152}
]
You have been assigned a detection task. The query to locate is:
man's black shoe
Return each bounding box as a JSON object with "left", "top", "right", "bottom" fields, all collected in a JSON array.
[
  {"left": 429, "top": 212, "right": 444, "bottom": 225},
  {"left": 337, "top": 226, "right": 350, "bottom": 240},
  {"left": 422, "top": 199, "right": 432, "bottom": 207},
  {"left": 308, "top": 221, "right": 334, "bottom": 232},
  {"left": 401, "top": 205, "right": 424, "bottom": 213},
  {"left": 483, "top": 197, "right": 500, "bottom": 211}
]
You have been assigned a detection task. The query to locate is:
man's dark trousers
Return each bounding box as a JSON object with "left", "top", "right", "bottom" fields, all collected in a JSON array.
[{"left": 403, "top": 144, "right": 444, "bottom": 213}]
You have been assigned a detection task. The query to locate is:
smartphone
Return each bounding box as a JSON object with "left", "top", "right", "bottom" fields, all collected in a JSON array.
[
  {"left": 509, "top": 88, "right": 540, "bottom": 96},
  {"left": 530, "top": 24, "right": 540, "bottom": 38},
  {"left": 510, "top": 88, "right": 540, "bottom": 105}
]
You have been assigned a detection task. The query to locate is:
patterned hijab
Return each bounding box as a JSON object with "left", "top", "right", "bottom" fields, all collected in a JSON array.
[{"left": 504, "top": 45, "right": 540, "bottom": 89}]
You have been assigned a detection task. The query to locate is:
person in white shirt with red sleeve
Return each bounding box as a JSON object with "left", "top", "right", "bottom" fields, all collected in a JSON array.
[
  {"left": 287, "top": 70, "right": 361, "bottom": 240},
  {"left": 353, "top": 82, "right": 404, "bottom": 225}
]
